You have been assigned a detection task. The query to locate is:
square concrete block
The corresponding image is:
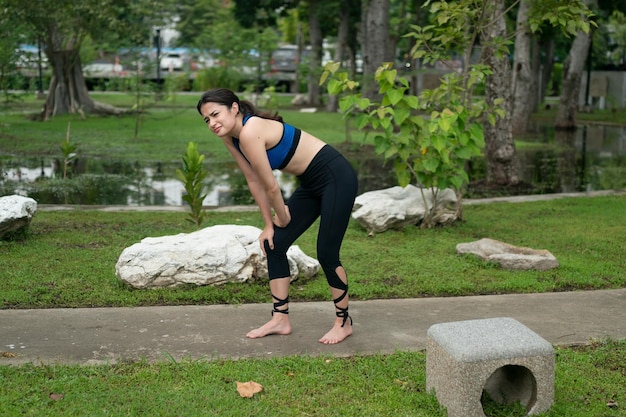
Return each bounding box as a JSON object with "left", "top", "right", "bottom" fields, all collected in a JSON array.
[{"left": 426, "top": 317, "right": 554, "bottom": 417}]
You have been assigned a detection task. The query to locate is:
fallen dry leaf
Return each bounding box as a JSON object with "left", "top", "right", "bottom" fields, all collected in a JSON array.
[
  {"left": 1, "top": 352, "right": 17, "bottom": 358},
  {"left": 236, "top": 381, "right": 263, "bottom": 398},
  {"left": 49, "top": 393, "right": 64, "bottom": 401},
  {"left": 607, "top": 399, "right": 618, "bottom": 408}
]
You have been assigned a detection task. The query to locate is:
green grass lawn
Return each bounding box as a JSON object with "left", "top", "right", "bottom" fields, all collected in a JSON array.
[
  {"left": 0, "top": 92, "right": 366, "bottom": 164},
  {"left": 1, "top": 196, "right": 624, "bottom": 308},
  {"left": 1, "top": 341, "right": 624, "bottom": 417}
]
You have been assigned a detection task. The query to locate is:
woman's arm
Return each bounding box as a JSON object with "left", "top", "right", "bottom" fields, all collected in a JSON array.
[
  {"left": 236, "top": 119, "right": 290, "bottom": 226},
  {"left": 221, "top": 137, "right": 275, "bottom": 228}
]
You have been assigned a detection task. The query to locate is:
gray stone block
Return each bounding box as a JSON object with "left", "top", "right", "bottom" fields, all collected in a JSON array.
[{"left": 426, "top": 317, "right": 554, "bottom": 417}]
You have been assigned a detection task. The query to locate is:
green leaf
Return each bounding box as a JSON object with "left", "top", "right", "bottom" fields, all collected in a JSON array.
[
  {"left": 454, "top": 146, "right": 474, "bottom": 159},
  {"left": 384, "top": 145, "right": 398, "bottom": 159},
  {"left": 469, "top": 123, "right": 484, "bottom": 142},
  {"left": 374, "top": 135, "right": 389, "bottom": 155},
  {"left": 320, "top": 71, "right": 330, "bottom": 86},
  {"left": 394, "top": 161, "right": 411, "bottom": 187},
  {"left": 380, "top": 116, "right": 392, "bottom": 130},
  {"left": 411, "top": 115, "right": 425, "bottom": 127},
  {"left": 437, "top": 117, "right": 451, "bottom": 132},
  {"left": 357, "top": 98, "right": 372, "bottom": 110},
  {"left": 404, "top": 95, "right": 419, "bottom": 109},
  {"left": 431, "top": 135, "right": 447, "bottom": 152},
  {"left": 325, "top": 61, "right": 341, "bottom": 73},
  {"left": 386, "top": 89, "right": 404, "bottom": 106},
  {"left": 384, "top": 69, "right": 397, "bottom": 85},
  {"left": 449, "top": 175, "right": 463, "bottom": 190},
  {"left": 422, "top": 157, "right": 439, "bottom": 172},
  {"left": 394, "top": 107, "right": 410, "bottom": 125},
  {"left": 327, "top": 79, "right": 342, "bottom": 95},
  {"left": 356, "top": 114, "right": 371, "bottom": 130},
  {"left": 459, "top": 131, "right": 470, "bottom": 146}
]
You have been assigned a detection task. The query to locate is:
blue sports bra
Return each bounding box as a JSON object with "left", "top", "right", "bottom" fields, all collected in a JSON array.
[{"left": 232, "top": 114, "right": 301, "bottom": 170}]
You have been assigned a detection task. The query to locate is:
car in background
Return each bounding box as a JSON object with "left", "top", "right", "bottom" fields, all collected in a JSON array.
[
  {"left": 263, "top": 45, "right": 311, "bottom": 91},
  {"left": 269, "top": 45, "right": 310, "bottom": 73},
  {"left": 83, "top": 61, "right": 124, "bottom": 75},
  {"left": 160, "top": 51, "right": 186, "bottom": 72},
  {"left": 191, "top": 53, "right": 218, "bottom": 70}
]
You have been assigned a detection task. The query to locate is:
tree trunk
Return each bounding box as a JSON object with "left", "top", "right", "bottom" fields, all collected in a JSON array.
[
  {"left": 307, "top": 0, "right": 323, "bottom": 106},
  {"left": 530, "top": 37, "right": 542, "bottom": 112},
  {"left": 554, "top": 30, "right": 592, "bottom": 130},
  {"left": 326, "top": 1, "right": 351, "bottom": 112},
  {"left": 555, "top": 0, "right": 596, "bottom": 130},
  {"left": 42, "top": 46, "right": 123, "bottom": 120},
  {"left": 43, "top": 49, "right": 94, "bottom": 120},
  {"left": 361, "top": 0, "right": 392, "bottom": 100},
  {"left": 481, "top": 0, "right": 520, "bottom": 185},
  {"left": 539, "top": 37, "right": 555, "bottom": 101},
  {"left": 511, "top": 0, "right": 536, "bottom": 135}
]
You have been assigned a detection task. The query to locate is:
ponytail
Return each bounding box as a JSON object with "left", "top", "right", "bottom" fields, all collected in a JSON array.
[{"left": 197, "top": 88, "right": 283, "bottom": 123}]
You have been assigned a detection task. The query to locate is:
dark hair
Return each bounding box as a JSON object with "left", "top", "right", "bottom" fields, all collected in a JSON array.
[{"left": 196, "top": 88, "right": 283, "bottom": 123}]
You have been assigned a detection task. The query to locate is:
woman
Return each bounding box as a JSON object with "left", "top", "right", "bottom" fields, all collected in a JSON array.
[{"left": 197, "top": 88, "right": 358, "bottom": 345}]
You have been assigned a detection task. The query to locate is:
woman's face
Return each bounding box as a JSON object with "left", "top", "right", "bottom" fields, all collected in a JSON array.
[{"left": 200, "top": 101, "right": 239, "bottom": 137}]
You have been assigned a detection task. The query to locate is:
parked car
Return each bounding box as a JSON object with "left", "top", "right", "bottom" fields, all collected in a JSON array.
[
  {"left": 160, "top": 51, "right": 185, "bottom": 72},
  {"left": 83, "top": 61, "right": 124, "bottom": 75},
  {"left": 191, "top": 53, "right": 218, "bottom": 70},
  {"left": 269, "top": 45, "right": 309, "bottom": 73}
]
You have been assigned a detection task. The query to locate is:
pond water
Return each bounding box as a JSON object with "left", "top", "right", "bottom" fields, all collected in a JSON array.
[{"left": 1, "top": 123, "right": 624, "bottom": 206}]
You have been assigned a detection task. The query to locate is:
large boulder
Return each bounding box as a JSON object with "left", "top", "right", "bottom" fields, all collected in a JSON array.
[
  {"left": 456, "top": 238, "right": 559, "bottom": 271},
  {"left": 0, "top": 195, "right": 37, "bottom": 239},
  {"left": 115, "top": 224, "right": 320, "bottom": 289},
  {"left": 351, "top": 185, "right": 459, "bottom": 234}
]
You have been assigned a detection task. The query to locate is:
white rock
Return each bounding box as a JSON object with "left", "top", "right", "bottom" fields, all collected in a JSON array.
[
  {"left": 115, "top": 225, "right": 320, "bottom": 289},
  {"left": 456, "top": 238, "right": 559, "bottom": 271},
  {"left": 351, "top": 185, "right": 459, "bottom": 233},
  {"left": 0, "top": 195, "right": 37, "bottom": 238}
]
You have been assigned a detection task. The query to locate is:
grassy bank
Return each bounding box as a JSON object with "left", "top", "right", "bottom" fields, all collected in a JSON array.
[
  {"left": 2, "top": 92, "right": 624, "bottom": 165},
  {"left": 1, "top": 341, "right": 624, "bottom": 417},
  {"left": 1, "top": 195, "right": 624, "bottom": 309},
  {"left": 0, "top": 93, "right": 365, "bottom": 164}
]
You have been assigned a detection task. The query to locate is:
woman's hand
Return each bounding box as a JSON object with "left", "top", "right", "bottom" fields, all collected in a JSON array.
[
  {"left": 273, "top": 204, "right": 291, "bottom": 228},
  {"left": 259, "top": 225, "right": 275, "bottom": 256}
]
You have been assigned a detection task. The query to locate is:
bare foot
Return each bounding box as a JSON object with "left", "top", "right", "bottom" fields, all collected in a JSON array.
[
  {"left": 319, "top": 317, "right": 352, "bottom": 344},
  {"left": 246, "top": 315, "right": 291, "bottom": 339}
]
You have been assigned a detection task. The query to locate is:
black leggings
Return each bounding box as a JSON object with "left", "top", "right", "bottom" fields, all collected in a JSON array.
[{"left": 265, "top": 145, "right": 358, "bottom": 291}]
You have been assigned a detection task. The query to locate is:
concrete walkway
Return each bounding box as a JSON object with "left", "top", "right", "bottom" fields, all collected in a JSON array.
[{"left": 2, "top": 289, "right": 625, "bottom": 365}]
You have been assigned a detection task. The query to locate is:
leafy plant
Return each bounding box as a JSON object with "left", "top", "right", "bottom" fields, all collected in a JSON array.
[
  {"left": 176, "top": 142, "right": 208, "bottom": 228},
  {"left": 321, "top": 62, "right": 486, "bottom": 228},
  {"left": 59, "top": 122, "right": 78, "bottom": 179}
]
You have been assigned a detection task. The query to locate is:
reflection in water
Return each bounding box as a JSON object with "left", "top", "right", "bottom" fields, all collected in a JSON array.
[
  {"left": 467, "top": 123, "right": 625, "bottom": 195},
  {"left": 1, "top": 124, "right": 624, "bottom": 206},
  {"left": 550, "top": 123, "right": 624, "bottom": 192},
  {"left": 0, "top": 158, "right": 298, "bottom": 206}
]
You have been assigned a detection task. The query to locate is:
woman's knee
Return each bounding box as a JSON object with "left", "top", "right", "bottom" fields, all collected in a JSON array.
[{"left": 319, "top": 258, "right": 347, "bottom": 287}]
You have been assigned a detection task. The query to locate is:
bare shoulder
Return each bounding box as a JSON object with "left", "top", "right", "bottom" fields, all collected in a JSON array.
[
  {"left": 240, "top": 117, "right": 281, "bottom": 138},
  {"left": 239, "top": 117, "right": 283, "bottom": 147}
]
